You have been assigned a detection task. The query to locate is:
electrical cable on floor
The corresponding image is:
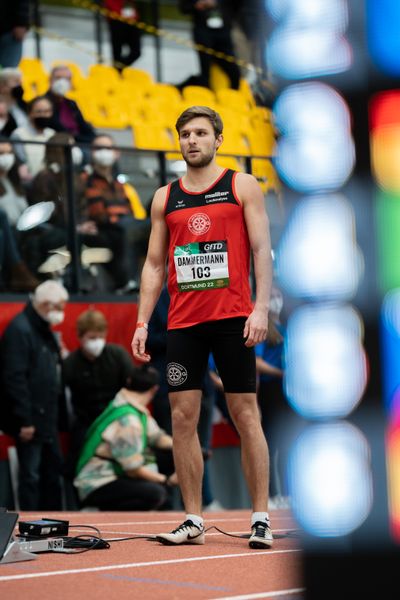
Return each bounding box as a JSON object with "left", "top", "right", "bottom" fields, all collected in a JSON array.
[{"left": 16, "top": 522, "right": 301, "bottom": 554}]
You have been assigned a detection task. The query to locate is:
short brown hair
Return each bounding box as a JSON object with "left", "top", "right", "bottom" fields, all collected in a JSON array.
[
  {"left": 175, "top": 106, "right": 223, "bottom": 137},
  {"left": 77, "top": 309, "right": 108, "bottom": 337}
]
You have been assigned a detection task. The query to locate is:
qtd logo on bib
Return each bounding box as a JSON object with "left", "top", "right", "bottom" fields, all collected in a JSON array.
[
  {"left": 167, "top": 362, "right": 188, "bottom": 386},
  {"left": 188, "top": 213, "right": 211, "bottom": 236}
]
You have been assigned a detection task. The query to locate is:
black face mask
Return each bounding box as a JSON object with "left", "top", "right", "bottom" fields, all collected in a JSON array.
[
  {"left": 33, "top": 116, "right": 53, "bottom": 129},
  {"left": 11, "top": 85, "right": 24, "bottom": 102}
]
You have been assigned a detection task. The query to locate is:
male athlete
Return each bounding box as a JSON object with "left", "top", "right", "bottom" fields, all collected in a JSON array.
[{"left": 131, "top": 106, "right": 273, "bottom": 548}]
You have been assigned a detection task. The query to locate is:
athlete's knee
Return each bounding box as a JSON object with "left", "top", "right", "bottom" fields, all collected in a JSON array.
[
  {"left": 229, "top": 403, "right": 261, "bottom": 433},
  {"left": 171, "top": 403, "right": 198, "bottom": 435}
]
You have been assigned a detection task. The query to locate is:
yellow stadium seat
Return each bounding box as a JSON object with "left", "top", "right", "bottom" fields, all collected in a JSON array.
[
  {"left": 209, "top": 63, "right": 231, "bottom": 91},
  {"left": 216, "top": 106, "right": 250, "bottom": 136},
  {"left": 19, "top": 57, "right": 48, "bottom": 79},
  {"left": 88, "top": 63, "right": 120, "bottom": 81},
  {"left": 19, "top": 58, "right": 49, "bottom": 100},
  {"left": 122, "top": 67, "right": 154, "bottom": 89},
  {"left": 21, "top": 76, "right": 48, "bottom": 101},
  {"left": 250, "top": 105, "right": 273, "bottom": 125},
  {"left": 247, "top": 123, "right": 276, "bottom": 158},
  {"left": 140, "top": 97, "right": 185, "bottom": 129},
  {"left": 239, "top": 79, "right": 256, "bottom": 108},
  {"left": 251, "top": 158, "right": 281, "bottom": 195},
  {"left": 123, "top": 183, "right": 147, "bottom": 219},
  {"left": 132, "top": 123, "right": 177, "bottom": 152},
  {"left": 216, "top": 88, "right": 251, "bottom": 113},
  {"left": 216, "top": 155, "right": 244, "bottom": 171},
  {"left": 181, "top": 86, "right": 217, "bottom": 107},
  {"left": 220, "top": 126, "right": 250, "bottom": 157},
  {"left": 146, "top": 83, "right": 182, "bottom": 105}
]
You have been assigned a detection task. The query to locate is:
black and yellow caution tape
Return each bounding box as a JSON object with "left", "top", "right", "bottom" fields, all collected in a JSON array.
[{"left": 71, "top": 0, "right": 267, "bottom": 77}]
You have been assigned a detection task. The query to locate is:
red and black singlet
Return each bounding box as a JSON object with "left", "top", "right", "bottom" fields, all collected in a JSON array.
[{"left": 164, "top": 168, "right": 253, "bottom": 329}]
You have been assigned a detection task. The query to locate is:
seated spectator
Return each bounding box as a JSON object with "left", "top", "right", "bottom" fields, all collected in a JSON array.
[
  {"left": 0, "top": 136, "right": 27, "bottom": 226},
  {"left": 74, "top": 365, "right": 177, "bottom": 511},
  {"left": 0, "top": 97, "right": 18, "bottom": 137},
  {"left": 0, "top": 68, "right": 28, "bottom": 130},
  {"left": 22, "top": 132, "right": 83, "bottom": 274},
  {"left": 45, "top": 65, "right": 95, "bottom": 146},
  {"left": 79, "top": 133, "right": 149, "bottom": 291},
  {"left": 63, "top": 308, "right": 142, "bottom": 481},
  {"left": 11, "top": 95, "right": 56, "bottom": 182},
  {"left": 0, "top": 206, "right": 39, "bottom": 292}
]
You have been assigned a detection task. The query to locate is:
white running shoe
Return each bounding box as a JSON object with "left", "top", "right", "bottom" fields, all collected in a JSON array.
[
  {"left": 156, "top": 519, "right": 205, "bottom": 545},
  {"left": 248, "top": 520, "right": 274, "bottom": 549}
]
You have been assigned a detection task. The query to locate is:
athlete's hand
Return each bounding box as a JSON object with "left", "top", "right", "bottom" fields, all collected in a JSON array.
[
  {"left": 243, "top": 309, "right": 268, "bottom": 347},
  {"left": 131, "top": 328, "right": 151, "bottom": 362}
]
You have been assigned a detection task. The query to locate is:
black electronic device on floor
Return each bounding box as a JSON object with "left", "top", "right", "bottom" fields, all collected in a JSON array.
[{"left": 18, "top": 518, "right": 69, "bottom": 537}]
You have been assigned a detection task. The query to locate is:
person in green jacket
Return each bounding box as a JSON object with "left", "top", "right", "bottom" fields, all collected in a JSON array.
[{"left": 74, "top": 366, "right": 177, "bottom": 510}]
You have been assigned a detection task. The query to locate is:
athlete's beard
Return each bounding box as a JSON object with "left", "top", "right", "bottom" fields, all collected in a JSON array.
[{"left": 183, "top": 147, "right": 215, "bottom": 168}]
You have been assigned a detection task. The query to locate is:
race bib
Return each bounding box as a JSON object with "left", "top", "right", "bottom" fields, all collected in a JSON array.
[{"left": 174, "top": 241, "right": 229, "bottom": 292}]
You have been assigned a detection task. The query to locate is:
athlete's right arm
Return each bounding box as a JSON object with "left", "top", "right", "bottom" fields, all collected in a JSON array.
[{"left": 131, "top": 186, "right": 169, "bottom": 362}]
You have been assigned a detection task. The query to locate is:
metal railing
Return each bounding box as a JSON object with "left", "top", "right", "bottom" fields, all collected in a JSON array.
[{"left": 2, "top": 138, "right": 270, "bottom": 297}]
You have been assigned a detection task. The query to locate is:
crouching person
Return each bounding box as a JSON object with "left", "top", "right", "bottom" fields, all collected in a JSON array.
[{"left": 74, "top": 366, "right": 177, "bottom": 510}]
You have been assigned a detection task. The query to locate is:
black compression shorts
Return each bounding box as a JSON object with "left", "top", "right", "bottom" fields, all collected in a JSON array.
[{"left": 166, "top": 317, "right": 256, "bottom": 393}]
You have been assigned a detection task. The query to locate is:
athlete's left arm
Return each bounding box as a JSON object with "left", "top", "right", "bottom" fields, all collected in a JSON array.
[{"left": 235, "top": 172, "right": 272, "bottom": 347}]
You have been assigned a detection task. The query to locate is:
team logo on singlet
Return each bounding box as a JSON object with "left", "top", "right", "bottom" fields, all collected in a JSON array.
[
  {"left": 167, "top": 362, "right": 188, "bottom": 386},
  {"left": 188, "top": 213, "right": 211, "bottom": 236}
]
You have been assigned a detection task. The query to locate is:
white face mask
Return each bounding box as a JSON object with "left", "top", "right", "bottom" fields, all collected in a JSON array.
[
  {"left": 71, "top": 146, "right": 83, "bottom": 166},
  {"left": 0, "top": 153, "right": 15, "bottom": 172},
  {"left": 83, "top": 338, "right": 106, "bottom": 357},
  {"left": 46, "top": 310, "right": 65, "bottom": 326},
  {"left": 0, "top": 118, "right": 7, "bottom": 130},
  {"left": 51, "top": 78, "right": 71, "bottom": 96},
  {"left": 93, "top": 148, "right": 116, "bottom": 167},
  {"left": 270, "top": 296, "right": 283, "bottom": 316}
]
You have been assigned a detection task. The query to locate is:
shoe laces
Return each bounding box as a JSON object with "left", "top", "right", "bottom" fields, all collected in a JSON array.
[
  {"left": 252, "top": 520, "right": 270, "bottom": 538},
  {"left": 172, "top": 520, "right": 202, "bottom": 535}
]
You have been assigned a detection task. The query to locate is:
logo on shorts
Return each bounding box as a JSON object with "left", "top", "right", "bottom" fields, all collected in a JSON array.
[
  {"left": 188, "top": 213, "right": 211, "bottom": 236},
  {"left": 167, "top": 362, "right": 188, "bottom": 386}
]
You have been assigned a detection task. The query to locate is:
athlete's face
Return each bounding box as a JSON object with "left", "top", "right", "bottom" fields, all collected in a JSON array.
[{"left": 179, "top": 117, "right": 222, "bottom": 168}]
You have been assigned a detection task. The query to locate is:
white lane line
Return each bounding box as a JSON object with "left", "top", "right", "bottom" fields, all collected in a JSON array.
[
  {"left": 0, "top": 549, "right": 302, "bottom": 582},
  {"left": 70, "top": 528, "right": 296, "bottom": 537},
  {"left": 209, "top": 588, "right": 305, "bottom": 599},
  {"left": 90, "top": 517, "right": 295, "bottom": 527}
]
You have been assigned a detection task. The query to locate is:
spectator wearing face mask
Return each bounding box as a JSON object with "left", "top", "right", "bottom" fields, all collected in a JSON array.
[
  {"left": 11, "top": 96, "right": 56, "bottom": 182},
  {"left": 0, "top": 68, "right": 28, "bottom": 130},
  {"left": 0, "top": 280, "right": 69, "bottom": 510},
  {"left": 45, "top": 65, "right": 95, "bottom": 146},
  {"left": 62, "top": 309, "right": 142, "bottom": 491},
  {"left": 21, "top": 132, "right": 84, "bottom": 274},
  {"left": 79, "top": 133, "right": 149, "bottom": 292},
  {"left": 0, "top": 136, "right": 27, "bottom": 226}
]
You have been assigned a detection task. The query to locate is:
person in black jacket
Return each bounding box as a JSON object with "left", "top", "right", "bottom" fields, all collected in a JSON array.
[
  {"left": 0, "top": 0, "right": 31, "bottom": 68},
  {"left": 45, "top": 65, "right": 96, "bottom": 146},
  {"left": 177, "top": 0, "right": 240, "bottom": 90},
  {"left": 0, "top": 280, "right": 69, "bottom": 510}
]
